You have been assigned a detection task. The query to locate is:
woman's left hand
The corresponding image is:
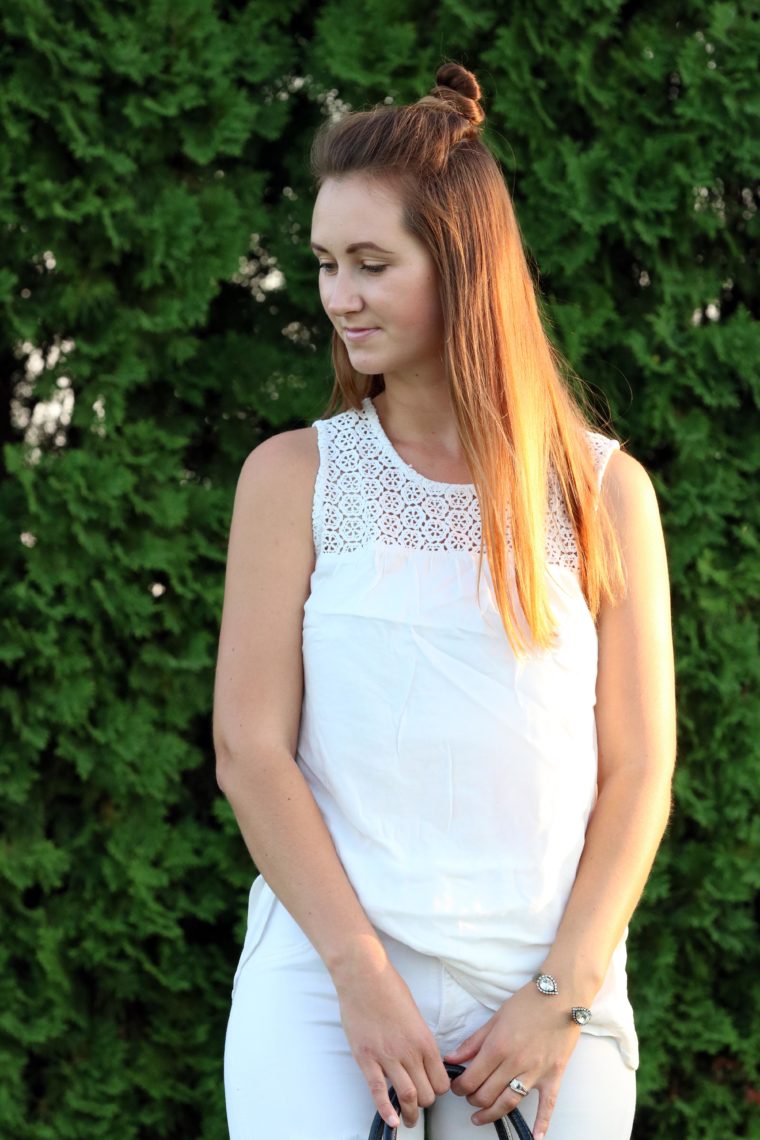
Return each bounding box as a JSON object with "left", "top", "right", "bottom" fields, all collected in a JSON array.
[{"left": 443, "top": 980, "right": 582, "bottom": 1139}]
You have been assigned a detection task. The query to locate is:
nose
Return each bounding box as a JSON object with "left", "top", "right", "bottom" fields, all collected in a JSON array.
[{"left": 323, "top": 269, "right": 363, "bottom": 318}]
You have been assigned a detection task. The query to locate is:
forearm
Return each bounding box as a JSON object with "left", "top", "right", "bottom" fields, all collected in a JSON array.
[
  {"left": 217, "top": 741, "right": 388, "bottom": 980},
  {"left": 540, "top": 760, "right": 673, "bottom": 1003}
]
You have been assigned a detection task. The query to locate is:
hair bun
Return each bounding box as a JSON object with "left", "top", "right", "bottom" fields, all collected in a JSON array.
[
  {"left": 436, "top": 63, "right": 481, "bottom": 104},
  {"left": 425, "top": 63, "right": 484, "bottom": 128}
]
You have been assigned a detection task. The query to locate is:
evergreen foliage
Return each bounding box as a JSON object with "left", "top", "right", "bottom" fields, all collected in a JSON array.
[{"left": 1, "top": 1, "right": 757, "bottom": 1136}]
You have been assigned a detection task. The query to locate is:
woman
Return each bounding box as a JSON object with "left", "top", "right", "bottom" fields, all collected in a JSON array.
[{"left": 214, "top": 64, "right": 676, "bottom": 1139}]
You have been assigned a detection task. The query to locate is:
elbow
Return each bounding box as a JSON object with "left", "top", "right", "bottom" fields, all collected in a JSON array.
[
  {"left": 598, "top": 759, "right": 674, "bottom": 828},
  {"left": 215, "top": 744, "right": 232, "bottom": 797},
  {"left": 215, "top": 744, "right": 250, "bottom": 806},
  {"left": 652, "top": 763, "right": 676, "bottom": 830},
  {"left": 214, "top": 730, "right": 239, "bottom": 798},
  {"left": 213, "top": 731, "right": 292, "bottom": 799},
  {"left": 212, "top": 709, "right": 245, "bottom": 796}
]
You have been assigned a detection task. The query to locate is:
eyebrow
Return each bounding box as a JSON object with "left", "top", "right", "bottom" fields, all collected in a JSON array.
[{"left": 310, "top": 241, "right": 394, "bottom": 255}]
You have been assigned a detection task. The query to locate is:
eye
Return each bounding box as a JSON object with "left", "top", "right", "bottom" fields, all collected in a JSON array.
[
  {"left": 362, "top": 263, "right": 387, "bottom": 274},
  {"left": 317, "top": 261, "right": 336, "bottom": 274}
]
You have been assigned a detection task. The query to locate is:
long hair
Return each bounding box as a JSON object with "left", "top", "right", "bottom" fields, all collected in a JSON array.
[{"left": 310, "top": 63, "right": 625, "bottom": 656}]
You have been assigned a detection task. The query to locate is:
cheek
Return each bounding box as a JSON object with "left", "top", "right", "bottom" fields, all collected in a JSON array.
[
  {"left": 317, "top": 277, "right": 334, "bottom": 319},
  {"left": 409, "top": 274, "right": 443, "bottom": 336},
  {"left": 428, "top": 287, "right": 444, "bottom": 333}
]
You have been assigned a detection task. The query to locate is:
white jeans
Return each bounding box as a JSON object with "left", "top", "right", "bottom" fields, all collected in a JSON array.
[{"left": 225, "top": 896, "right": 636, "bottom": 1139}]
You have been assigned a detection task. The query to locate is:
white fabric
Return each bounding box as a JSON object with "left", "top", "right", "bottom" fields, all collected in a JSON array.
[
  {"left": 313, "top": 397, "right": 614, "bottom": 569},
  {"left": 225, "top": 893, "right": 636, "bottom": 1139},
  {"left": 291, "top": 396, "right": 637, "bottom": 1068}
]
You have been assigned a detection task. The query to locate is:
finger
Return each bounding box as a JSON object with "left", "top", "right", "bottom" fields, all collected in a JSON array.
[
  {"left": 406, "top": 1061, "right": 437, "bottom": 1110},
  {"left": 443, "top": 1022, "right": 489, "bottom": 1064},
  {"left": 361, "top": 1061, "right": 400, "bottom": 1130},
  {"left": 386, "top": 1063, "right": 420, "bottom": 1129},
  {"left": 470, "top": 1079, "right": 530, "bottom": 1126},
  {"left": 531, "top": 1081, "right": 559, "bottom": 1140},
  {"left": 448, "top": 1048, "right": 497, "bottom": 1097},
  {"left": 465, "top": 1065, "right": 519, "bottom": 1111},
  {"left": 424, "top": 1048, "right": 452, "bottom": 1097}
]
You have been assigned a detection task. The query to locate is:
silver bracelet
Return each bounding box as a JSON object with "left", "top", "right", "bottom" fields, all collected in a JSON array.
[{"left": 533, "top": 974, "right": 593, "bottom": 1025}]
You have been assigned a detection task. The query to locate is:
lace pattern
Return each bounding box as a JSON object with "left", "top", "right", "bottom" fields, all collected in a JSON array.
[{"left": 312, "top": 398, "right": 619, "bottom": 572}]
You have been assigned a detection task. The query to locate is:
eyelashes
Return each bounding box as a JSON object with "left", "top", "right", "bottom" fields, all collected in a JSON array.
[{"left": 317, "top": 262, "right": 387, "bottom": 275}]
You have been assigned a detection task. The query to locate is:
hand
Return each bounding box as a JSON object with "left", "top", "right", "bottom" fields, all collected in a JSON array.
[
  {"left": 332, "top": 942, "right": 451, "bottom": 1129},
  {"left": 444, "top": 981, "right": 582, "bottom": 1139}
]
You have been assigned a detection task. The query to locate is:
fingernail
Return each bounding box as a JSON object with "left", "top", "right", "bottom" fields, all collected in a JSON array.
[{"left": 388, "top": 1114, "right": 399, "bottom": 1128}]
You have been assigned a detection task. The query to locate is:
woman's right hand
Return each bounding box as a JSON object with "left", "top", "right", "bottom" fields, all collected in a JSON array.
[{"left": 332, "top": 941, "right": 451, "bottom": 1129}]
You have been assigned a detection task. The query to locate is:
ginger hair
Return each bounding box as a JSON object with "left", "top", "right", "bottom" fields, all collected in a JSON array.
[{"left": 310, "top": 63, "right": 625, "bottom": 655}]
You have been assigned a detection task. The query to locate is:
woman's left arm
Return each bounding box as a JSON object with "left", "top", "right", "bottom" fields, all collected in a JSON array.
[
  {"left": 538, "top": 446, "right": 677, "bottom": 991},
  {"left": 447, "top": 450, "right": 677, "bottom": 1137}
]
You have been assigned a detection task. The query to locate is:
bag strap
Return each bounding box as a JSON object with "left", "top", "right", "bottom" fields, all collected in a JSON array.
[{"left": 368, "top": 1061, "right": 534, "bottom": 1140}]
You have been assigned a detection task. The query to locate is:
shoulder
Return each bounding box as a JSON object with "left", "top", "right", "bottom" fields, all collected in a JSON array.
[
  {"left": 241, "top": 424, "right": 320, "bottom": 482},
  {"left": 580, "top": 428, "right": 661, "bottom": 526},
  {"left": 599, "top": 447, "right": 663, "bottom": 541},
  {"left": 238, "top": 406, "right": 362, "bottom": 484},
  {"left": 597, "top": 447, "right": 669, "bottom": 623},
  {"left": 229, "top": 426, "right": 321, "bottom": 557},
  {"left": 236, "top": 425, "right": 320, "bottom": 510}
]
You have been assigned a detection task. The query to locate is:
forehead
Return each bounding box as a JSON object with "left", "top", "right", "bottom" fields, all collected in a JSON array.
[{"left": 311, "top": 174, "right": 407, "bottom": 245}]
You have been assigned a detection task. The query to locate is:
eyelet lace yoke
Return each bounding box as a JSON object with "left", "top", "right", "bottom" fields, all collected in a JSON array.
[{"left": 312, "top": 398, "right": 619, "bottom": 573}]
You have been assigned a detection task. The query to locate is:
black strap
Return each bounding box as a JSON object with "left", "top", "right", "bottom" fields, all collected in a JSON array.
[{"left": 368, "top": 1061, "right": 534, "bottom": 1140}]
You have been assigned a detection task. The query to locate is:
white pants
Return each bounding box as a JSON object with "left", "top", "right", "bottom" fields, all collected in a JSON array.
[{"left": 225, "top": 896, "right": 636, "bottom": 1139}]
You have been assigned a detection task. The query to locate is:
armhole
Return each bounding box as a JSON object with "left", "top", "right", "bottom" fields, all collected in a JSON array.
[
  {"left": 597, "top": 438, "right": 620, "bottom": 493},
  {"left": 311, "top": 419, "right": 328, "bottom": 557},
  {"left": 586, "top": 431, "right": 620, "bottom": 508},
  {"left": 587, "top": 430, "right": 624, "bottom": 485}
]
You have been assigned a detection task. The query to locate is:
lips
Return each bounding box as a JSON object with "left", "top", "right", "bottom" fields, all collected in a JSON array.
[{"left": 343, "top": 327, "right": 379, "bottom": 341}]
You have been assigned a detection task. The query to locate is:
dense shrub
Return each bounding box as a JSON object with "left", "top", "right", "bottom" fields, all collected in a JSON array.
[{"left": 1, "top": 1, "right": 757, "bottom": 1136}]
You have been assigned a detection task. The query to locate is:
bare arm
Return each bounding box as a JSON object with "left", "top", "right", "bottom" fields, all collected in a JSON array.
[
  {"left": 539, "top": 448, "right": 677, "bottom": 995},
  {"left": 213, "top": 428, "right": 381, "bottom": 972},
  {"left": 213, "top": 429, "right": 449, "bottom": 1127},
  {"left": 447, "top": 449, "right": 677, "bottom": 1138}
]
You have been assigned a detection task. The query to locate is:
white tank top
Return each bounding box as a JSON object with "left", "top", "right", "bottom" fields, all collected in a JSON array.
[{"left": 291, "top": 396, "right": 637, "bottom": 1069}]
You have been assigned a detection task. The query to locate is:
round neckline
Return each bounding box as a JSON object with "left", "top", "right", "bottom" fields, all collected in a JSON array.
[{"left": 361, "top": 397, "right": 476, "bottom": 493}]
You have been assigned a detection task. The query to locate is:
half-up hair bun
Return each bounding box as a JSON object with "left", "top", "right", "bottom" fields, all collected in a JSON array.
[{"left": 419, "top": 62, "right": 485, "bottom": 130}]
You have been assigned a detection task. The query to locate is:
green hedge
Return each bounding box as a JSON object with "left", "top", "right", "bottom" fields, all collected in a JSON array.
[{"left": 1, "top": 2, "right": 758, "bottom": 1136}]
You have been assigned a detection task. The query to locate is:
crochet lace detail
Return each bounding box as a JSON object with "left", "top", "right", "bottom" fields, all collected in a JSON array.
[{"left": 312, "top": 398, "right": 619, "bottom": 572}]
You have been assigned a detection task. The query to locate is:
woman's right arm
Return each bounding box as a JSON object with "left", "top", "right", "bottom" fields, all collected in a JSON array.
[{"left": 213, "top": 428, "right": 449, "bottom": 1128}]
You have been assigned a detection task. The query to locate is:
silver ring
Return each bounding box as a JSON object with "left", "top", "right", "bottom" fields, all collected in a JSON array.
[{"left": 508, "top": 1077, "right": 529, "bottom": 1097}]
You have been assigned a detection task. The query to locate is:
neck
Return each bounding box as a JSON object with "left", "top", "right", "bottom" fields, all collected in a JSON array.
[{"left": 371, "top": 384, "right": 470, "bottom": 476}]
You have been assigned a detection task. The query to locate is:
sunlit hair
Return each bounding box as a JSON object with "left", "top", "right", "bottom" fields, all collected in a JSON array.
[{"left": 310, "top": 63, "right": 625, "bottom": 655}]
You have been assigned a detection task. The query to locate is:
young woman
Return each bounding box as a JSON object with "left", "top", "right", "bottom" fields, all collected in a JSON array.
[{"left": 214, "top": 64, "right": 676, "bottom": 1140}]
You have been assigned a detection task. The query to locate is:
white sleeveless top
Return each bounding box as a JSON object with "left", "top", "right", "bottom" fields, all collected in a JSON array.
[{"left": 251, "top": 395, "right": 638, "bottom": 1069}]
